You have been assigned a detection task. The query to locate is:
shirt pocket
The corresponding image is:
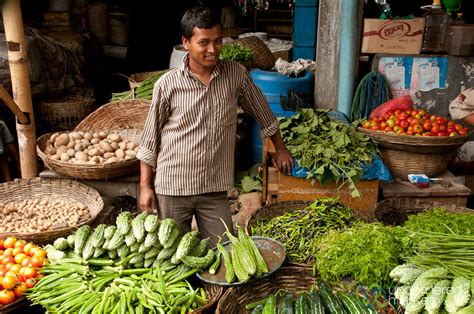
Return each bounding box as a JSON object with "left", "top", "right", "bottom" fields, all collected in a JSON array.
[{"left": 215, "top": 94, "right": 238, "bottom": 128}]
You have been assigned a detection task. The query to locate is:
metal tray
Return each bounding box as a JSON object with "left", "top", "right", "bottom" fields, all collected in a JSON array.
[{"left": 196, "top": 236, "right": 286, "bottom": 286}]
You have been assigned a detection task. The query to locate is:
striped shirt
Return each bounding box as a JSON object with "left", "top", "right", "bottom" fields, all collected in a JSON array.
[{"left": 137, "top": 55, "right": 279, "bottom": 195}]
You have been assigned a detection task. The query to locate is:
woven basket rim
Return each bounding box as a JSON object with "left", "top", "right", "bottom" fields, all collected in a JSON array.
[
  {"left": 191, "top": 283, "right": 224, "bottom": 314},
  {"left": 358, "top": 127, "right": 469, "bottom": 146},
  {"left": 0, "top": 295, "right": 27, "bottom": 312},
  {"left": 36, "top": 129, "right": 141, "bottom": 180},
  {"left": 0, "top": 177, "right": 104, "bottom": 240}
]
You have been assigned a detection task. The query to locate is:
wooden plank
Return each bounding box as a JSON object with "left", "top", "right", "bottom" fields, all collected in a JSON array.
[{"left": 314, "top": 0, "right": 341, "bottom": 110}]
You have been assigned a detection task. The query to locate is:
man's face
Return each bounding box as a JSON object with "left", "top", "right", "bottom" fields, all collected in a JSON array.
[{"left": 182, "top": 25, "right": 223, "bottom": 70}]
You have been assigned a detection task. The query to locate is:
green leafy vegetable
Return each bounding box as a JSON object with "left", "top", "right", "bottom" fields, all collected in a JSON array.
[
  {"left": 241, "top": 176, "right": 262, "bottom": 193},
  {"left": 279, "top": 109, "right": 379, "bottom": 197},
  {"left": 403, "top": 207, "right": 474, "bottom": 235},
  {"left": 220, "top": 43, "right": 254, "bottom": 64}
]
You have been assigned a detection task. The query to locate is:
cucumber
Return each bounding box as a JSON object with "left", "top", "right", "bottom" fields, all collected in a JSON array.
[
  {"left": 294, "top": 293, "right": 311, "bottom": 314},
  {"left": 318, "top": 280, "right": 345, "bottom": 314},
  {"left": 309, "top": 288, "right": 325, "bottom": 314},
  {"left": 263, "top": 295, "right": 277, "bottom": 314},
  {"left": 277, "top": 293, "right": 294, "bottom": 314}
]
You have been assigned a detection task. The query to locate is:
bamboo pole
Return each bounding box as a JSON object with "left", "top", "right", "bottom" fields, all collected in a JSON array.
[
  {"left": 0, "top": 84, "right": 28, "bottom": 124},
  {"left": 2, "top": 0, "right": 37, "bottom": 178}
]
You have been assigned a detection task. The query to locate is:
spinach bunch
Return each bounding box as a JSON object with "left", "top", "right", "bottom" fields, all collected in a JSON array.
[
  {"left": 220, "top": 43, "right": 254, "bottom": 64},
  {"left": 279, "top": 109, "right": 379, "bottom": 197}
]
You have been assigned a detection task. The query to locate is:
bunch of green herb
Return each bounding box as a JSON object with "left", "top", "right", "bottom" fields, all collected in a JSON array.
[
  {"left": 316, "top": 222, "right": 407, "bottom": 290},
  {"left": 403, "top": 207, "right": 474, "bottom": 235},
  {"left": 220, "top": 43, "right": 254, "bottom": 64},
  {"left": 111, "top": 70, "right": 169, "bottom": 101},
  {"left": 250, "top": 197, "right": 360, "bottom": 264},
  {"left": 279, "top": 109, "right": 379, "bottom": 197}
]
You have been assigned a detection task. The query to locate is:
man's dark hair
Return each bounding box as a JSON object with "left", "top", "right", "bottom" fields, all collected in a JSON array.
[{"left": 181, "top": 7, "right": 222, "bottom": 40}]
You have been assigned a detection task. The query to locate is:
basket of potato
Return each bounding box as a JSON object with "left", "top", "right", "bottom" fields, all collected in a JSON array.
[
  {"left": 0, "top": 177, "right": 103, "bottom": 244},
  {"left": 36, "top": 128, "right": 141, "bottom": 179}
]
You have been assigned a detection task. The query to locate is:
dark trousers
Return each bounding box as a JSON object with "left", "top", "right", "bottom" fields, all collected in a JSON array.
[{"left": 156, "top": 191, "right": 233, "bottom": 248}]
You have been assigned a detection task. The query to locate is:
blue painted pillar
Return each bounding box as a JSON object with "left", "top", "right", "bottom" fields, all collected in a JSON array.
[{"left": 337, "top": 0, "right": 359, "bottom": 117}]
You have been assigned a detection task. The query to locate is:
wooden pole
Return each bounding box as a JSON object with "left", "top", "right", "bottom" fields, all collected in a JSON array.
[
  {"left": 0, "top": 84, "right": 28, "bottom": 124},
  {"left": 2, "top": 0, "right": 37, "bottom": 178}
]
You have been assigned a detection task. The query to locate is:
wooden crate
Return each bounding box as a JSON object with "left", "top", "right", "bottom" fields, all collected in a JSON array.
[{"left": 262, "top": 139, "right": 380, "bottom": 218}]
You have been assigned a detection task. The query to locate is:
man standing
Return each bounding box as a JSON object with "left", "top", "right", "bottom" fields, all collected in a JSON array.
[{"left": 137, "top": 7, "right": 293, "bottom": 247}]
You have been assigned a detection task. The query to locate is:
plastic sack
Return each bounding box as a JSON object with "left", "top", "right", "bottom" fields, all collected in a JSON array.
[{"left": 369, "top": 95, "right": 413, "bottom": 119}]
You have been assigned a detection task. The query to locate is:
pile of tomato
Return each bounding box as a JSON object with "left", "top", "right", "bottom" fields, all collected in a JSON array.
[
  {"left": 361, "top": 109, "right": 469, "bottom": 137},
  {"left": 0, "top": 237, "right": 46, "bottom": 306}
]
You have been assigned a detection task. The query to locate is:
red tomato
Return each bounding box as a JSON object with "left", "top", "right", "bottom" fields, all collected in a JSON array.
[
  {"left": 3, "top": 238, "right": 17, "bottom": 250},
  {"left": 436, "top": 117, "right": 447, "bottom": 125},
  {"left": 20, "top": 257, "right": 30, "bottom": 267},
  {"left": 11, "top": 248, "right": 23, "bottom": 257},
  {"left": 439, "top": 125, "right": 447, "bottom": 132},
  {"left": 384, "top": 126, "right": 393, "bottom": 132},
  {"left": 400, "top": 120, "right": 409, "bottom": 129},
  {"left": 370, "top": 125, "right": 380, "bottom": 130},
  {"left": 2, "top": 257, "right": 14, "bottom": 265},
  {"left": 22, "top": 243, "right": 34, "bottom": 256},
  {"left": 33, "top": 249, "right": 46, "bottom": 259},
  {"left": 429, "top": 115, "right": 437, "bottom": 121},
  {"left": 418, "top": 109, "right": 427, "bottom": 116},
  {"left": 14, "top": 253, "right": 27, "bottom": 265},
  {"left": 25, "top": 278, "right": 37, "bottom": 289},
  {"left": 13, "top": 240, "right": 26, "bottom": 250},
  {"left": 447, "top": 120, "right": 455, "bottom": 127},
  {"left": 1, "top": 275, "right": 18, "bottom": 290},
  {"left": 431, "top": 125, "right": 440, "bottom": 135},
  {"left": 413, "top": 125, "right": 423, "bottom": 134},
  {"left": 454, "top": 124, "right": 464, "bottom": 131},
  {"left": 422, "top": 121, "right": 432, "bottom": 131},
  {"left": 362, "top": 121, "right": 371, "bottom": 129},
  {"left": 23, "top": 267, "right": 37, "bottom": 279},
  {"left": 0, "top": 289, "right": 15, "bottom": 305},
  {"left": 458, "top": 129, "right": 467, "bottom": 136},
  {"left": 422, "top": 132, "right": 432, "bottom": 136},
  {"left": 29, "top": 256, "right": 44, "bottom": 268},
  {"left": 3, "top": 248, "right": 13, "bottom": 258},
  {"left": 9, "top": 264, "right": 21, "bottom": 274},
  {"left": 13, "top": 282, "right": 27, "bottom": 297}
]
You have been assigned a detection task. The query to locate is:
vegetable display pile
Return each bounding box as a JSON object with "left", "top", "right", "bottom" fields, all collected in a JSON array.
[
  {"left": 245, "top": 281, "right": 378, "bottom": 314},
  {"left": 279, "top": 109, "right": 379, "bottom": 197},
  {"left": 390, "top": 263, "right": 473, "bottom": 314},
  {"left": 29, "top": 212, "right": 215, "bottom": 312},
  {"left": 43, "top": 131, "right": 138, "bottom": 165},
  {"left": 403, "top": 207, "right": 474, "bottom": 235},
  {"left": 209, "top": 224, "right": 269, "bottom": 284},
  {"left": 219, "top": 43, "right": 254, "bottom": 64},
  {"left": 316, "top": 222, "right": 407, "bottom": 290},
  {"left": 250, "top": 198, "right": 360, "bottom": 264},
  {"left": 0, "top": 237, "right": 46, "bottom": 306},
  {"left": 111, "top": 70, "right": 169, "bottom": 101}
]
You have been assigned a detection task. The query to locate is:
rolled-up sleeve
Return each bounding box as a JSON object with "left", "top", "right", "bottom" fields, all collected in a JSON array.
[
  {"left": 238, "top": 69, "right": 279, "bottom": 138},
  {"left": 137, "top": 82, "right": 169, "bottom": 169}
]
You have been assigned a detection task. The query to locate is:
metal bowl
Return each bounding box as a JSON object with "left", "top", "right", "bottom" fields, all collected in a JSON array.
[{"left": 196, "top": 236, "right": 286, "bottom": 286}]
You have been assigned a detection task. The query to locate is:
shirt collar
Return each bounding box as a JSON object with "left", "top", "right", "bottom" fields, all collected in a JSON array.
[{"left": 179, "top": 53, "right": 224, "bottom": 79}]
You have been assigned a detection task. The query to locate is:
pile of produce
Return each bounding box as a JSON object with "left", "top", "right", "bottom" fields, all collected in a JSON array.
[
  {"left": 390, "top": 263, "right": 473, "bottom": 313},
  {"left": 111, "top": 70, "right": 169, "bottom": 101},
  {"left": 279, "top": 109, "right": 379, "bottom": 197},
  {"left": 28, "top": 212, "right": 215, "bottom": 312},
  {"left": 0, "top": 198, "right": 89, "bottom": 233},
  {"left": 403, "top": 207, "right": 474, "bottom": 235},
  {"left": 220, "top": 43, "right": 253, "bottom": 65},
  {"left": 250, "top": 198, "right": 360, "bottom": 264},
  {"left": 42, "top": 131, "right": 138, "bottom": 165},
  {"left": 360, "top": 108, "right": 469, "bottom": 137},
  {"left": 245, "top": 281, "right": 378, "bottom": 314},
  {"left": 209, "top": 224, "right": 269, "bottom": 284},
  {"left": 0, "top": 237, "right": 46, "bottom": 306}
]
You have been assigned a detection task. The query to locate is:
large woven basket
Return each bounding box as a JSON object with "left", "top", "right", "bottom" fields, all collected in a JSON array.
[
  {"left": 36, "top": 128, "right": 142, "bottom": 180},
  {"left": 216, "top": 266, "right": 396, "bottom": 314},
  {"left": 0, "top": 178, "right": 103, "bottom": 244},
  {"left": 233, "top": 36, "right": 276, "bottom": 69},
  {"left": 74, "top": 99, "right": 150, "bottom": 131},
  {"left": 358, "top": 128, "right": 469, "bottom": 179},
  {"left": 374, "top": 197, "right": 474, "bottom": 226},
  {"left": 192, "top": 283, "right": 224, "bottom": 314},
  {"left": 38, "top": 96, "right": 96, "bottom": 132}
]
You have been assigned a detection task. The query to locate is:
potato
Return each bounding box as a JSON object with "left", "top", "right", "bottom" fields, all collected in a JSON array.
[
  {"left": 91, "top": 138, "right": 100, "bottom": 144},
  {"left": 98, "top": 131, "right": 108, "bottom": 139},
  {"left": 60, "top": 153, "right": 70, "bottom": 162},
  {"left": 124, "top": 155, "right": 132, "bottom": 160},
  {"left": 75, "top": 151, "right": 88, "bottom": 162},
  {"left": 78, "top": 131, "right": 85, "bottom": 136},
  {"left": 66, "top": 141, "right": 76, "bottom": 149},
  {"left": 105, "top": 156, "right": 119, "bottom": 163},
  {"left": 54, "top": 133, "right": 70, "bottom": 147},
  {"left": 83, "top": 132, "right": 93, "bottom": 141},
  {"left": 44, "top": 145, "right": 56, "bottom": 155},
  {"left": 115, "top": 149, "right": 125, "bottom": 159},
  {"left": 125, "top": 149, "right": 137, "bottom": 158},
  {"left": 81, "top": 139, "right": 91, "bottom": 146},
  {"left": 49, "top": 132, "right": 60, "bottom": 142},
  {"left": 126, "top": 142, "right": 137, "bottom": 150},
  {"left": 107, "top": 133, "right": 122, "bottom": 142},
  {"left": 88, "top": 148, "right": 100, "bottom": 157},
  {"left": 91, "top": 156, "right": 100, "bottom": 163},
  {"left": 110, "top": 142, "right": 120, "bottom": 150},
  {"left": 103, "top": 152, "right": 116, "bottom": 159},
  {"left": 56, "top": 145, "right": 68, "bottom": 156},
  {"left": 99, "top": 141, "right": 114, "bottom": 152},
  {"left": 74, "top": 143, "right": 84, "bottom": 152},
  {"left": 50, "top": 154, "right": 60, "bottom": 160},
  {"left": 92, "top": 132, "right": 100, "bottom": 138},
  {"left": 69, "top": 131, "right": 83, "bottom": 140},
  {"left": 66, "top": 148, "right": 76, "bottom": 157},
  {"left": 118, "top": 142, "right": 127, "bottom": 150}
]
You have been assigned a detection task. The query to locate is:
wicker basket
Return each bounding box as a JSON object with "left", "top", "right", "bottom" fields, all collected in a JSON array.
[
  {"left": 216, "top": 266, "right": 396, "bottom": 314},
  {"left": 374, "top": 197, "right": 474, "bottom": 226},
  {"left": 192, "top": 283, "right": 224, "bottom": 314},
  {"left": 38, "top": 96, "right": 96, "bottom": 132},
  {"left": 74, "top": 99, "right": 150, "bottom": 131},
  {"left": 233, "top": 36, "right": 276, "bottom": 69},
  {"left": 0, "top": 296, "right": 28, "bottom": 313},
  {"left": 0, "top": 178, "right": 103, "bottom": 244},
  {"left": 36, "top": 128, "right": 142, "bottom": 180},
  {"left": 358, "top": 128, "right": 469, "bottom": 180}
]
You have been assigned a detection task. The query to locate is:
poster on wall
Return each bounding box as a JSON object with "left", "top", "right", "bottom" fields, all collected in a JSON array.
[{"left": 377, "top": 56, "right": 448, "bottom": 98}]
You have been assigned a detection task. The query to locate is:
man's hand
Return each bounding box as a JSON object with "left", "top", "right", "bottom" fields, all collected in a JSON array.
[
  {"left": 269, "top": 130, "right": 294, "bottom": 176},
  {"left": 140, "top": 186, "right": 158, "bottom": 213}
]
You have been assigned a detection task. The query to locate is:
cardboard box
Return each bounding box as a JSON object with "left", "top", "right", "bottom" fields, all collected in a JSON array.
[{"left": 361, "top": 18, "right": 425, "bottom": 54}]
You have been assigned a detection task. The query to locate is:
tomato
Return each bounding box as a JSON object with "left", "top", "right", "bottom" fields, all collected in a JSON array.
[
  {"left": 400, "top": 120, "right": 409, "bottom": 129},
  {"left": 23, "top": 267, "right": 37, "bottom": 279},
  {"left": 437, "top": 131, "right": 448, "bottom": 136},
  {"left": 454, "top": 124, "right": 464, "bottom": 131},
  {"left": 458, "top": 129, "right": 467, "bottom": 136},
  {"left": 370, "top": 125, "right": 380, "bottom": 130},
  {"left": 422, "top": 121, "right": 432, "bottom": 131},
  {"left": 0, "top": 239, "right": 4, "bottom": 250},
  {"left": 384, "top": 126, "right": 393, "bottom": 132},
  {"left": 447, "top": 120, "right": 455, "bottom": 127},
  {"left": 25, "top": 278, "right": 37, "bottom": 289},
  {"left": 3, "top": 238, "right": 16, "bottom": 250},
  {"left": 2, "top": 256, "right": 14, "bottom": 265},
  {"left": 3, "top": 248, "right": 13, "bottom": 258},
  {"left": 429, "top": 115, "right": 437, "bottom": 121},
  {"left": 431, "top": 125, "right": 440, "bottom": 135},
  {"left": 449, "top": 131, "right": 459, "bottom": 137},
  {"left": 13, "top": 253, "right": 27, "bottom": 265},
  {"left": 20, "top": 257, "right": 30, "bottom": 267},
  {"left": 29, "top": 256, "right": 44, "bottom": 268},
  {"left": 413, "top": 124, "right": 423, "bottom": 134},
  {"left": 439, "top": 125, "right": 447, "bottom": 132},
  {"left": 12, "top": 282, "right": 27, "bottom": 297},
  {"left": 33, "top": 250, "right": 46, "bottom": 259},
  {"left": 393, "top": 126, "right": 403, "bottom": 133},
  {"left": 22, "top": 243, "right": 34, "bottom": 257},
  {"left": 417, "top": 109, "right": 427, "bottom": 116},
  {"left": 1, "top": 275, "right": 18, "bottom": 290},
  {"left": 13, "top": 240, "right": 26, "bottom": 250},
  {"left": 436, "top": 117, "right": 447, "bottom": 125},
  {"left": 362, "top": 121, "right": 371, "bottom": 129},
  {"left": 9, "top": 264, "right": 21, "bottom": 274},
  {"left": 386, "top": 119, "right": 395, "bottom": 128},
  {"left": 406, "top": 130, "right": 414, "bottom": 136},
  {"left": 380, "top": 121, "right": 387, "bottom": 128},
  {"left": 409, "top": 118, "right": 420, "bottom": 126},
  {"left": 422, "top": 132, "right": 432, "bottom": 136},
  {"left": 0, "top": 289, "right": 15, "bottom": 305}
]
